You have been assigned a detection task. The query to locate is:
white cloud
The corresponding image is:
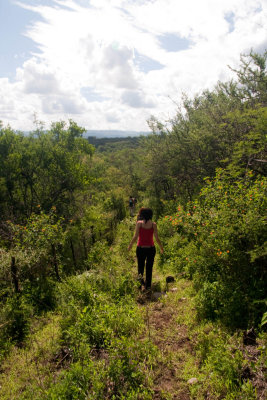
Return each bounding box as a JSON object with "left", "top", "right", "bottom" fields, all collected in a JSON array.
[
  {"left": 41, "top": 94, "right": 87, "bottom": 114},
  {"left": 0, "top": 0, "right": 266, "bottom": 131},
  {"left": 121, "top": 89, "right": 155, "bottom": 108},
  {"left": 106, "top": 111, "right": 120, "bottom": 123},
  {"left": 100, "top": 44, "right": 137, "bottom": 89},
  {"left": 19, "top": 59, "right": 60, "bottom": 94}
]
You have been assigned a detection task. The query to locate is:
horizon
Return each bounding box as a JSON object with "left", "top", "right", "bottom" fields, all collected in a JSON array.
[{"left": 21, "top": 128, "right": 151, "bottom": 138}]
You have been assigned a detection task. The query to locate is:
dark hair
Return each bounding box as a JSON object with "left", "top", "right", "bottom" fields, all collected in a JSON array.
[{"left": 138, "top": 207, "right": 153, "bottom": 222}]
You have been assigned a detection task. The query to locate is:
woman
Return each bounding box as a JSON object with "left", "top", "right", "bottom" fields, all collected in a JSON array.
[{"left": 128, "top": 208, "right": 163, "bottom": 290}]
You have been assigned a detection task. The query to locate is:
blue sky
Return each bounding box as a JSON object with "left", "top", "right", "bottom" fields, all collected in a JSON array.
[
  {"left": 0, "top": 0, "right": 266, "bottom": 132},
  {"left": 0, "top": 1, "right": 36, "bottom": 79}
]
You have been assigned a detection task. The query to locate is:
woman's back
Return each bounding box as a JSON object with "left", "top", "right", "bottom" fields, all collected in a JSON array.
[
  {"left": 137, "top": 220, "right": 154, "bottom": 246},
  {"left": 138, "top": 219, "right": 153, "bottom": 229}
]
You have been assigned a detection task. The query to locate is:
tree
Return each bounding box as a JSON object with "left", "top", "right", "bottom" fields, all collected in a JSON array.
[
  {"left": 0, "top": 120, "right": 95, "bottom": 221},
  {"left": 144, "top": 50, "right": 267, "bottom": 211}
]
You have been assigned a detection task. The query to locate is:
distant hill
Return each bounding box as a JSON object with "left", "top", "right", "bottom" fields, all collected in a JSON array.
[
  {"left": 22, "top": 130, "right": 151, "bottom": 138},
  {"left": 87, "top": 135, "right": 142, "bottom": 150},
  {"left": 84, "top": 130, "right": 150, "bottom": 138}
]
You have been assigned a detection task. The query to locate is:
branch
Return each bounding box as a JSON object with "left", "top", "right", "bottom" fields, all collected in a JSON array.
[{"left": 249, "top": 159, "right": 267, "bottom": 164}]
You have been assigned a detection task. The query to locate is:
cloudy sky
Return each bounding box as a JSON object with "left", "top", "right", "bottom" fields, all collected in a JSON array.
[{"left": 0, "top": 0, "right": 266, "bottom": 132}]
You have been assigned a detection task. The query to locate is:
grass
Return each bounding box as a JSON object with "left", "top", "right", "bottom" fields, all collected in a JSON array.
[
  {"left": 138, "top": 261, "right": 267, "bottom": 400},
  {"left": 0, "top": 313, "right": 62, "bottom": 400},
  {"left": 0, "top": 219, "right": 266, "bottom": 399}
]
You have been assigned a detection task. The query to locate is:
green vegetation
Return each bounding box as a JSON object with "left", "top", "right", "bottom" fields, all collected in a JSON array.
[
  {"left": 0, "top": 50, "right": 266, "bottom": 399},
  {"left": 160, "top": 170, "right": 266, "bottom": 329}
]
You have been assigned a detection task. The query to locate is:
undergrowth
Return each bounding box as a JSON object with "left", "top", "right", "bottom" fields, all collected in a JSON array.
[{"left": 0, "top": 220, "right": 266, "bottom": 399}]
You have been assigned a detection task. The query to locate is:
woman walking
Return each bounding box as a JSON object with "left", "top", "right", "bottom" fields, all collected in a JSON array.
[{"left": 128, "top": 208, "right": 163, "bottom": 290}]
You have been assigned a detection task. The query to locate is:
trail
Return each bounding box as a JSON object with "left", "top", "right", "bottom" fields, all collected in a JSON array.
[{"left": 137, "top": 269, "right": 194, "bottom": 400}]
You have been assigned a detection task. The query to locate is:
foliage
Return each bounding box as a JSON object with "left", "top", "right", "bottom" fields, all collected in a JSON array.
[
  {"left": 58, "top": 267, "right": 142, "bottom": 353},
  {"left": 230, "top": 50, "right": 267, "bottom": 106},
  {"left": 0, "top": 50, "right": 266, "bottom": 398},
  {"left": 261, "top": 311, "right": 267, "bottom": 327},
  {"left": 0, "top": 209, "right": 65, "bottom": 349},
  {"left": 5, "top": 209, "right": 64, "bottom": 282},
  {"left": 144, "top": 51, "right": 267, "bottom": 208},
  {"left": 0, "top": 119, "right": 94, "bottom": 220},
  {"left": 45, "top": 242, "right": 156, "bottom": 399},
  {"left": 161, "top": 170, "right": 266, "bottom": 328},
  {"left": 44, "top": 338, "right": 155, "bottom": 400},
  {"left": 0, "top": 294, "right": 33, "bottom": 358},
  {"left": 223, "top": 105, "right": 267, "bottom": 176},
  {"left": 0, "top": 210, "right": 65, "bottom": 354},
  {"left": 185, "top": 322, "right": 267, "bottom": 400}
]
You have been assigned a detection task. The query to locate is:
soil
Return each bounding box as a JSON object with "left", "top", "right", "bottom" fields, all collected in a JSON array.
[{"left": 138, "top": 281, "right": 192, "bottom": 400}]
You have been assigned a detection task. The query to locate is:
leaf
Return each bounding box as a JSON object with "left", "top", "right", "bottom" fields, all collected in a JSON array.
[{"left": 260, "top": 312, "right": 267, "bottom": 327}]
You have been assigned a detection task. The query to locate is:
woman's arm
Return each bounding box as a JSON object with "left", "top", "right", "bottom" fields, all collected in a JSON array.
[
  {"left": 153, "top": 223, "right": 164, "bottom": 253},
  {"left": 127, "top": 222, "right": 141, "bottom": 251}
]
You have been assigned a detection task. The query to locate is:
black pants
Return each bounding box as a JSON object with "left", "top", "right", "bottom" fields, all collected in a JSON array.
[{"left": 136, "top": 246, "right": 156, "bottom": 289}]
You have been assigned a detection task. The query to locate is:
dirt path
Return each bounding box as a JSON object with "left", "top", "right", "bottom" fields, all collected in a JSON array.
[{"left": 137, "top": 274, "right": 195, "bottom": 400}]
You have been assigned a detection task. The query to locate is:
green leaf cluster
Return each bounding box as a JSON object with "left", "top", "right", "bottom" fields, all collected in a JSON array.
[{"left": 161, "top": 171, "right": 266, "bottom": 328}]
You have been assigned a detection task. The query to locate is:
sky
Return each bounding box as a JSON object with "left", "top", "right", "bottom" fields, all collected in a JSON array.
[{"left": 0, "top": 0, "right": 266, "bottom": 133}]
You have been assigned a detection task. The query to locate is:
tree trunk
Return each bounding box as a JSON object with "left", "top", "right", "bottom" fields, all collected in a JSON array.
[
  {"left": 70, "top": 239, "right": 77, "bottom": 268},
  {"left": 82, "top": 235, "right": 88, "bottom": 259},
  {"left": 51, "top": 244, "right": 61, "bottom": 281},
  {"left": 11, "top": 256, "right": 20, "bottom": 293}
]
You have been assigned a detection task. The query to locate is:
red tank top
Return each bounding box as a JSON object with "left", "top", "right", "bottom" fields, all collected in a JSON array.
[{"left": 137, "top": 225, "right": 154, "bottom": 246}]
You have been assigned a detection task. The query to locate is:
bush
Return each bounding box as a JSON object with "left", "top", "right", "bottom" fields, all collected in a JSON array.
[
  {"left": 0, "top": 294, "right": 33, "bottom": 351},
  {"left": 190, "top": 326, "right": 247, "bottom": 399},
  {"left": 44, "top": 270, "right": 156, "bottom": 399},
  {"left": 58, "top": 271, "right": 143, "bottom": 357},
  {"left": 44, "top": 338, "right": 156, "bottom": 399},
  {"left": 23, "top": 277, "right": 58, "bottom": 313},
  {"left": 162, "top": 170, "right": 267, "bottom": 328}
]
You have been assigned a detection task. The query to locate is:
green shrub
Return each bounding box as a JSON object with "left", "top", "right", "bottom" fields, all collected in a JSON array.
[
  {"left": 45, "top": 360, "right": 106, "bottom": 400},
  {"left": 58, "top": 271, "right": 143, "bottom": 357},
  {"left": 60, "top": 296, "right": 143, "bottom": 354},
  {"left": 106, "top": 337, "right": 155, "bottom": 399},
  {"left": 0, "top": 294, "right": 33, "bottom": 349},
  {"left": 23, "top": 277, "right": 58, "bottom": 313},
  {"left": 187, "top": 324, "right": 267, "bottom": 399},
  {"left": 44, "top": 338, "right": 156, "bottom": 400},
  {"left": 162, "top": 171, "right": 267, "bottom": 328},
  {"left": 85, "top": 240, "right": 111, "bottom": 270},
  {"left": 44, "top": 270, "right": 156, "bottom": 399}
]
